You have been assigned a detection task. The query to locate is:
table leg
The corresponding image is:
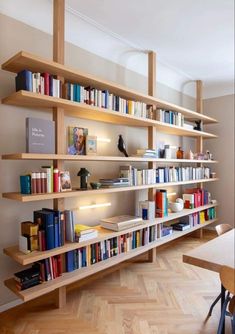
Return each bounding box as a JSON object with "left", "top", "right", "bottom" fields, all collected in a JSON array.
[{"left": 221, "top": 284, "right": 226, "bottom": 334}]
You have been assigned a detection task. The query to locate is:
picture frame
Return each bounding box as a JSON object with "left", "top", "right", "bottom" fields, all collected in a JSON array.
[
  {"left": 86, "top": 135, "right": 97, "bottom": 155},
  {"left": 67, "top": 126, "right": 88, "bottom": 155},
  {"left": 60, "top": 171, "right": 72, "bottom": 192}
]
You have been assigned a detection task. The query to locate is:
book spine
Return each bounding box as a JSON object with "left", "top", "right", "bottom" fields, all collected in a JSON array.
[
  {"left": 53, "top": 168, "right": 59, "bottom": 192},
  {"left": 35, "top": 172, "right": 41, "bottom": 193}
]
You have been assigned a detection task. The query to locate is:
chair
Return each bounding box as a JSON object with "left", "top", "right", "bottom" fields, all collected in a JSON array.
[
  {"left": 216, "top": 224, "right": 233, "bottom": 236},
  {"left": 207, "top": 224, "right": 233, "bottom": 318},
  {"left": 217, "top": 266, "right": 235, "bottom": 334}
]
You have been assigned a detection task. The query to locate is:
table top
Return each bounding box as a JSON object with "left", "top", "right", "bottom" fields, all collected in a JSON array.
[{"left": 183, "top": 229, "right": 235, "bottom": 273}]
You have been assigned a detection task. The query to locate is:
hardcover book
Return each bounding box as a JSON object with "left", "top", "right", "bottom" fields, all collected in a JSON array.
[{"left": 26, "top": 117, "right": 55, "bottom": 153}]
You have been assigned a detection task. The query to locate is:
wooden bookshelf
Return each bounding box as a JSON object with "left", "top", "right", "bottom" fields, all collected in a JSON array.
[
  {"left": 3, "top": 203, "right": 218, "bottom": 265},
  {"left": 2, "top": 91, "right": 217, "bottom": 138},
  {"left": 1, "top": 51, "right": 218, "bottom": 125},
  {"left": 4, "top": 218, "right": 218, "bottom": 302},
  {"left": 2, "top": 178, "right": 219, "bottom": 202},
  {"left": 1, "top": 153, "right": 218, "bottom": 163}
]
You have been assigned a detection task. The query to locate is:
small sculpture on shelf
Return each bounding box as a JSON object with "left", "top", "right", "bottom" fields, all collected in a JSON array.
[
  {"left": 77, "top": 168, "right": 90, "bottom": 190},
  {"left": 194, "top": 120, "right": 202, "bottom": 131},
  {"left": 206, "top": 150, "right": 213, "bottom": 160},
  {"left": 169, "top": 198, "right": 184, "bottom": 212},
  {"left": 118, "top": 134, "right": 128, "bottom": 157}
]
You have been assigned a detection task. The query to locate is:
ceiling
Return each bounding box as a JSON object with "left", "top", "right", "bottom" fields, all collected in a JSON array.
[{"left": 67, "top": 0, "right": 234, "bottom": 88}]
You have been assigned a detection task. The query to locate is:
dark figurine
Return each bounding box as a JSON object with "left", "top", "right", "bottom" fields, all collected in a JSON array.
[
  {"left": 77, "top": 168, "right": 90, "bottom": 190},
  {"left": 118, "top": 135, "right": 128, "bottom": 157},
  {"left": 194, "top": 120, "right": 202, "bottom": 131}
]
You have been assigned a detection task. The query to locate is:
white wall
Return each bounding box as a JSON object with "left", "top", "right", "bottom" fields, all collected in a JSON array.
[{"left": 204, "top": 94, "right": 235, "bottom": 228}]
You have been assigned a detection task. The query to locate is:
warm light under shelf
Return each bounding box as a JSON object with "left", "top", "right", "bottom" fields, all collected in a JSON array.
[{"left": 78, "top": 202, "right": 111, "bottom": 210}]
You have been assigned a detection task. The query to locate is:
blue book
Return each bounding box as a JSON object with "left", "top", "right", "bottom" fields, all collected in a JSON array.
[
  {"left": 76, "top": 85, "right": 81, "bottom": 102},
  {"left": 42, "top": 208, "right": 62, "bottom": 247},
  {"left": 34, "top": 210, "right": 55, "bottom": 250},
  {"left": 49, "top": 75, "right": 53, "bottom": 96},
  {"left": 66, "top": 251, "right": 74, "bottom": 272},
  {"left": 15, "top": 70, "right": 33, "bottom": 92},
  {"left": 73, "top": 84, "right": 77, "bottom": 101},
  {"left": 82, "top": 248, "right": 86, "bottom": 267}
]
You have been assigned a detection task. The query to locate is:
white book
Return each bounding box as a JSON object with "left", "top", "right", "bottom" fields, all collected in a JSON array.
[{"left": 101, "top": 215, "right": 142, "bottom": 225}]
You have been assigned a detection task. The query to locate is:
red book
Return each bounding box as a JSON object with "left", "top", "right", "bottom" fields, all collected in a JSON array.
[
  {"left": 36, "top": 172, "right": 42, "bottom": 193},
  {"left": 42, "top": 73, "right": 50, "bottom": 95},
  {"left": 57, "top": 255, "right": 63, "bottom": 276},
  {"left": 53, "top": 169, "right": 59, "bottom": 192}
]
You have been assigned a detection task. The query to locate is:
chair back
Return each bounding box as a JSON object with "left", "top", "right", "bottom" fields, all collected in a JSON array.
[
  {"left": 219, "top": 265, "right": 235, "bottom": 295},
  {"left": 215, "top": 224, "right": 232, "bottom": 236}
]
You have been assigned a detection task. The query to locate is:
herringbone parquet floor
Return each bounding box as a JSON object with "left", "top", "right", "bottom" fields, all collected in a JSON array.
[{"left": 0, "top": 233, "right": 231, "bottom": 334}]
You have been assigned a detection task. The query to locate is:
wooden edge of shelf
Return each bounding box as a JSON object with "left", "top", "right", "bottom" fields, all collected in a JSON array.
[
  {"left": 3, "top": 204, "right": 218, "bottom": 265},
  {"left": 2, "top": 178, "right": 219, "bottom": 202},
  {"left": 1, "top": 91, "right": 218, "bottom": 137},
  {"left": 1, "top": 51, "right": 218, "bottom": 124},
  {"left": 4, "top": 218, "right": 218, "bottom": 302},
  {"left": 0, "top": 153, "right": 219, "bottom": 164}
]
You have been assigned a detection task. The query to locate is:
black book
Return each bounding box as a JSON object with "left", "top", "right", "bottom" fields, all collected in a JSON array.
[
  {"left": 172, "top": 222, "right": 191, "bottom": 231},
  {"left": 14, "top": 267, "right": 40, "bottom": 283},
  {"left": 17, "top": 277, "right": 41, "bottom": 290}
]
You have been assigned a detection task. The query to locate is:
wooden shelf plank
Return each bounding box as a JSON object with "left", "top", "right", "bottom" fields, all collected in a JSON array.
[
  {"left": 4, "top": 218, "right": 217, "bottom": 301},
  {"left": 2, "top": 91, "right": 217, "bottom": 138},
  {"left": 2, "top": 178, "right": 219, "bottom": 202},
  {"left": 1, "top": 153, "right": 218, "bottom": 164},
  {"left": 1, "top": 51, "right": 218, "bottom": 124},
  {"left": 3, "top": 203, "right": 218, "bottom": 265}
]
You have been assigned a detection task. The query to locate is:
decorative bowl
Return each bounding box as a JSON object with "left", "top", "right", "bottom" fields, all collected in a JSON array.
[
  {"left": 90, "top": 182, "right": 101, "bottom": 189},
  {"left": 169, "top": 198, "right": 184, "bottom": 212}
]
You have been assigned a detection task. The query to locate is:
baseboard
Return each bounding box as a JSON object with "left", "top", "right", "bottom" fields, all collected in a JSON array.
[{"left": 0, "top": 298, "right": 23, "bottom": 313}]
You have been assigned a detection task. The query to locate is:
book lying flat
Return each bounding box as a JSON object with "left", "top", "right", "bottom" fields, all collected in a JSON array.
[
  {"left": 78, "top": 231, "right": 98, "bottom": 242},
  {"left": 101, "top": 215, "right": 142, "bottom": 224},
  {"left": 74, "top": 224, "right": 96, "bottom": 236},
  {"left": 101, "top": 220, "right": 144, "bottom": 232}
]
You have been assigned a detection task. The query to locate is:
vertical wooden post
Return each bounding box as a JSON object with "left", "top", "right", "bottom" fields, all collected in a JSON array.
[
  {"left": 194, "top": 80, "right": 204, "bottom": 239},
  {"left": 53, "top": 0, "right": 66, "bottom": 308},
  {"left": 147, "top": 51, "right": 157, "bottom": 262}
]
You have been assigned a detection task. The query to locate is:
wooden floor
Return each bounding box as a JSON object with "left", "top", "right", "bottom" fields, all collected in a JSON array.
[{"left": 0, "top": 232, "right": 231, "bottom": 334}]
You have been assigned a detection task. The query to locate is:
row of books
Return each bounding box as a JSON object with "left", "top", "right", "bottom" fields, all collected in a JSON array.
[
  {"left": 158, "top": 207, "right": 216, "bottom": 237},
  {"left": 120, "top": 166, "right": 157, "bottom": 186},
  {"left": 14, "top": 255, "right": 63, "bottom": 290},
  {"left": 20, "top": 168, "right": 72, "bottom": 195},
  {"left": 156, "top": 166, "right": 211, "bottom": 183},
  {"left": 19, "top": 209, "right": 74, "bottom": 253},
  {"left": 15, "top": 70, "right": 61, "bottom": 97},
  {"left": 66, "top": 225, "right": 158, "bottom": 271},
  {"left": 183, "top": 188, "right": 211, "bottom": 208},
  {"left": 156, "top": 109, "right": 185, "bottom": 127},
  {"left": 63, "top": 82, "right": 148, "bottom": 117}
]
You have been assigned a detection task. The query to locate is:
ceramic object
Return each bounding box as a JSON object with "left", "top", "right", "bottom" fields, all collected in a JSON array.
[
  {"left": 169, "top": 198, "right": 184, "bottom": 212},
  {"left": 90, "top": 182, "right": 101, "bottom": 189}
]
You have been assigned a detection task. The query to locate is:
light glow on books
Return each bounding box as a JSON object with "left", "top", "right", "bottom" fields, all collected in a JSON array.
[
  {"left": 167, "top": 192, "right": 177, "bottom": 197},
  {"left": 79, "top": 202, "right": 111, "bottom": 210},
  {"left": 97, "top": 137, "right": 111, "bottom": 143}
]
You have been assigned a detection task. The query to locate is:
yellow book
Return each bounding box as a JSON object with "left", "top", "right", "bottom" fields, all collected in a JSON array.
[
  {"left": 200, "top": 212, "right": 205, "bottom": 224},
  {"left": 74, "top": 224, "right": 95, "bottom": 236}
]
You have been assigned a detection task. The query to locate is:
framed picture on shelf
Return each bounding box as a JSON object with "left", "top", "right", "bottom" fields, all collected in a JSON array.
[
  {"left": 60, "top": 171, "right": 72, "bottom": 192},
  {"left": 67, "top": 126, "right": 88, "bottom": 155},
  {"left": 86, "top": 135, "right": 97, "bottom": 155}
]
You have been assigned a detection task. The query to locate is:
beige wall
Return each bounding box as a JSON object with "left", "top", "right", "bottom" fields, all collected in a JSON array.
[
  {"left": 204, "top": 94, "right": 235, "bottom": 228},
  {"left": 0, "top": 13, "right": 210, "bottom": 308}
]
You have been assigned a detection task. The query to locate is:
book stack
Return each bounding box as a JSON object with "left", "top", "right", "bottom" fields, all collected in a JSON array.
[
  {"left": 100, "top": 215, "right": 143, "bottom": 232},
  {"left": 156, "top": 166, "right": 211, "bottom": 183},
  {"left": 158, "top": 224, "right": 173, "bottom": 238},
  {"left": 133, "top": 148, "right": 157, "bottom": 158},
  {"left": 15, "top": 70, "right": 61, "bottom": 97},
  {"left": 74, "top": 224, "right": 98, "bottom": 242},
  {"left": 14, "top": 266, "right": 41, "bottom": 290},
  {"left": 155, "top": 190, "right": 168, "bottom": 217},
  {"left": 156, "top": 109, "right": 184, "bottom": 127},
  {"left": 119, "top": 166, "right": 156, "bottom": 186},
  {"left": 99, "top": 177, "right": 130, "bottom": 188},
  {"left": 172, "top": 222, "right": 191, "bottom": 231}
]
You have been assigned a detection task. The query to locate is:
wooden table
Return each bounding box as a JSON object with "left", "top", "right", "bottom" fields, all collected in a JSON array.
[{"left": 183, "top": 229, "right": 235, "bottom": 334}]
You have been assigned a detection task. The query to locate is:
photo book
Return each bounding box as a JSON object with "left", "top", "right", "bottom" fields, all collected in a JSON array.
[{"left": 26, "top": 117, "right": 55, "bottom": 154}]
